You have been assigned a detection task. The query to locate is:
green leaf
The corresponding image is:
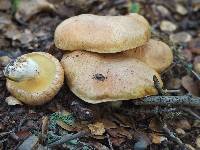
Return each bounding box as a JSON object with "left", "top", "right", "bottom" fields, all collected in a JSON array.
[
  {"left": 130, "top": 2, "right": 140, "bottom": 13},
  {"left": 11, "top": 0, "right": 21, "bottom": 14}
]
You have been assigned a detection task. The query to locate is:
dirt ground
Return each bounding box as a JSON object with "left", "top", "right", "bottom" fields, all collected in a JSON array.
[{"left": 0, "top": 0, "right": 200, "bottom": 150}]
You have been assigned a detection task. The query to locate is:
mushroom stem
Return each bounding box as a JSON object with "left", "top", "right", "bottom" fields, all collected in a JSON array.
[{"left": 3, "top": 56, "right": 40, "bottom": 82}]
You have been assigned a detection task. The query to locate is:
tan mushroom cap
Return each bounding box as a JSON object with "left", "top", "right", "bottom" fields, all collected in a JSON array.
[
  {"left": 6, "top": 52, "right": 64, "bottom": 105},
  {"left": 54, "top": 13, "right": 151, "bottom": 53},
  {"left": 61, "top": 51, "right": 163, "bottom": 104},
  {"left": 120, "top": 39, "right": 173, "bottom": 72}
]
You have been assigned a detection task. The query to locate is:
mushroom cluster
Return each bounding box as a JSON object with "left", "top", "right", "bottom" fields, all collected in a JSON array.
[
  {"left": 55, "top": 13, "right": 173, "bottom": 104},
  {"left": 3, "top": 13, "right": 173, "bottom": 106}
]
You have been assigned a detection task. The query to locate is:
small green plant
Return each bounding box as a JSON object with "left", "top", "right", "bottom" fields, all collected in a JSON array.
[
  {"left": 11, "top": 0, "right": 21, "bottom": 14},
  {"left": 130, "top": 2, "right": 140, "bottom": 13}
]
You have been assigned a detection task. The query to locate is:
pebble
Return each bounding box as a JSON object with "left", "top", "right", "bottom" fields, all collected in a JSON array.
[
  {"left": 194, "top": 62, "right": 200, "bottom": 74},
  {"left": 156, "top": 5, "right": 170, "bottom": 16},
  {"left": 0, "top": 56, "right": 12, "bottom": 66},
  {"left": 160, "top": 20, "right": 177, "bottom": 32},
  {"left": 175, "top": 128, "right": 186, "bottom": 135},
  {"left": 196, "top": 137, "right": 200, "bottom": 148},
  {"left": 5, "top": 96, "right": 23, "bottom": 106},
  {"left": 170, "top": 32, "right": 192, "bottom": 43},
  {"left": 176, "top": 4, "right": 188, "bottom": 15}
]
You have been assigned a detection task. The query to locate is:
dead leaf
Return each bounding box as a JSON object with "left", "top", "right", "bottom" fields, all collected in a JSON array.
[
  {"left": 107, "top": 127, "right": 132, "bottom": 139},
  {"left": 112, "top": 113, "right": 133, "bottom": 128},
  {"left": 175, "top": 119, "right": 191, "bottom": 130},
  {"left": 88, "top": 122, "right": 105, "bottom": 136},
  {"left": 166, "top": 78, "right": 182, "bottom": 89},
  {"left": 5, "top": 96, "right": 23, "bottom": 106},
  {"left": 16, "top": 130, "right": 31, "bottom": 140},
  {"left": 91, "top": 135, "right": 105, "bottom": 140},
  {"left": 194, "top": 56, "right": 200, "bottom": 74},
  {"left": 101, "top": 119, "right": 117, "bottom": 129},
  {"left": 181, "top": 75, "right": 199, "bottom": 96},
  {"left": 18, "top": 135, "right": 39, "bottom": 150},
  {"left": 150, "top": 133, "right": 167, "bottom": 144},
  {"left": 110, "top": 136, "right": 126, "bottom": 146},
  {"left": 88, "top": 141, "right": 109, "bottom": 150},
  {"left": 149, "top": 118, "right": 162, "bottom": 132},
  {"left": 15, "top": 0, "right": 55, "bottom": 22},
  {"left": 57, "top": 120, "right": 75, "bottom": 132},
  {"left": 41, "top": 116, "right": 48, "bottom": 135}
]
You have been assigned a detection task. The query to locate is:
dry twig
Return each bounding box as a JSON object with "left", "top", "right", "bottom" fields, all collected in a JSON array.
[
  {"left": 48, "top": 131, "right": 88, "bottom": 148},
  {"left": 134, "top": 95, "right": 200, "bottom": 107},
  {"left": 180, "top": 107, "right": 200, "bottom": 120}
]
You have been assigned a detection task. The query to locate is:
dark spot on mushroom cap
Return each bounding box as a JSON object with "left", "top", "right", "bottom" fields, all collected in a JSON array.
[{"left": 92, "top": 73, "right": 107, "bottom": 81}]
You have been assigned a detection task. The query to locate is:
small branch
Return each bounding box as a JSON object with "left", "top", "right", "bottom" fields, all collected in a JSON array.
[
  {"left": 48, "top": 131, "right": 88, "bottom": 148},
  {"left": 106, "top": 133, "right": 114, "bottom": 150},
  {"left": 191, "top": 70, "right": 200, "bottom": 80},
  {"left": 164, "top": 89, "right": 181, "bottom": 94},
  {"left": 153, "top": 75, "right": 166, "bottom": 95},
  {"left": 122, "top": 107, "right": 178, "bottom": 115},
  {"left": 180, "top": 107, "right": 200, "bottom": 120},
  {"left": 134, "top": 95, "right": 200, "bottom": 107},
  {"left": 162, "top": 124, "right": 187, "bottom": 149}
]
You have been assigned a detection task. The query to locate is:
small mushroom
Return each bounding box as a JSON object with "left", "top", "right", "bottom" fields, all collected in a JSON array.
[
  {"left": 54, "top": 13, "right": 150, "bottom": 53},
  {"left": 4, "top": 52, "right": 64, "bottom": 105},
  {"left": 121, "top": 39, "right": 173, "bottom": 72},
  {"left": 61, "top": 50, "right": 163, "bottom": 104}
]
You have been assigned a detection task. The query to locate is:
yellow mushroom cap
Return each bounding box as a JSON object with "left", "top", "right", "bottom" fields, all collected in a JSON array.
[
  {"left": 120, "top": 39, "right": 173, "bottom": 73},
  {"left": 54, "top": 13, "right": 151, "bottom": 53},
  {"left": 61, "top": 50, "right": 163, "bottom": 104},
  {"left": 5, "top": 52, "right": 64, "bottom": 105}
]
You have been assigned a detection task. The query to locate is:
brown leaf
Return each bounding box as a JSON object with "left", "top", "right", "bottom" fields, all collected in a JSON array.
[
  {"left": 150, "top": 133, "right": 167, "bottom": 144},
  {"left": 101, "top": 119, "right": 117, "bottom": 129},
  {"left": 166, "top": 78, "right": 182, "bottom": 89},
  {"left": 57, "top": 120, "right": 76, "bottom": 132},
  {"left": 88, "top": 122, "right": 105, "bottom": 136},
  {"left": 110, "top": 136, "right": 126, "bottom": 146},
  {"left": 16, "top": 130, "right": 32, "bottom": 140},
  {"left": 41, "top": 116, "right": 48, "bottom": 135},
  {"left": 112, "top": 113, "right": 133, "bottom": 128},
  {"left": 181, "top": 75, "right": 199, "bottom": 96},
  {"left": 107, "top": 127, "right": 132, "bottom": 140},
  {"left": 149, "top": 118, "right": 162, "bottom": 132},
  {"left": 175, "top": 119, "right": 191, "bottom": 130}
]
